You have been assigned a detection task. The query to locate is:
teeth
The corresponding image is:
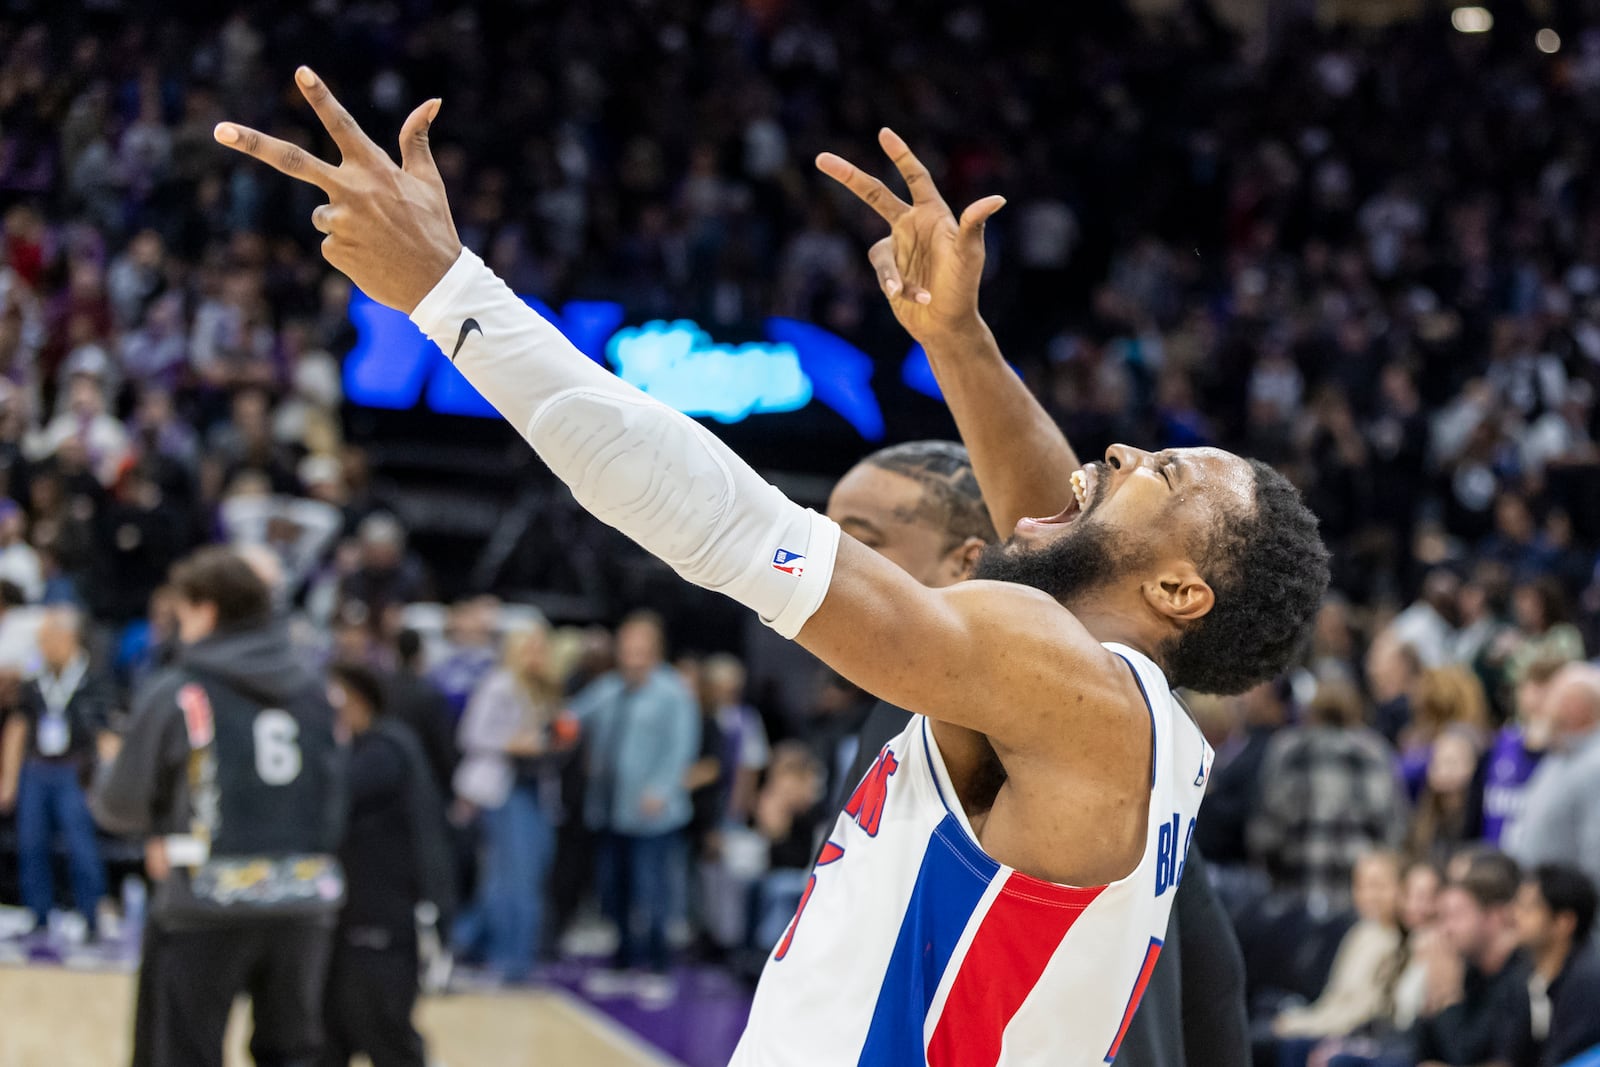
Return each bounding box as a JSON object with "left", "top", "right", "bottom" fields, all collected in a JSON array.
[{"left": 1071, "top": 469, "right": 1088, "bottom": 508}]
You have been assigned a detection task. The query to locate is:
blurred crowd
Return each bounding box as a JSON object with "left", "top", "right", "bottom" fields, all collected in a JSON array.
[{"left": 0, "top": 1, "right": 1595, "bottom": 1064}]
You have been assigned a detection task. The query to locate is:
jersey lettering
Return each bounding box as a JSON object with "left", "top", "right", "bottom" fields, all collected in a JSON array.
[
  {"left": 775, "top": 841, "right": 844, "bottom": 961},
  {"left": 1155, "top": 814, "right": 1197, "bottom": 897},
  {"left": 252, "top": 710, "right": 303, "bottom": 786},
  {"left": 844, "top": 746, "right": 899, "bottom": 836}
]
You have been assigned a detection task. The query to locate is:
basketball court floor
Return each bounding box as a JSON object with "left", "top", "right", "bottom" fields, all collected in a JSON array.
[{"left": 0, "top": 964, "right": 682, "bottom": 1067}]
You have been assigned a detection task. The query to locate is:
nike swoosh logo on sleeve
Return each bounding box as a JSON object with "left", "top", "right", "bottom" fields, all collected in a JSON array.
[{"left": 449, "top": 318, "right": 482, "bottom": 362}]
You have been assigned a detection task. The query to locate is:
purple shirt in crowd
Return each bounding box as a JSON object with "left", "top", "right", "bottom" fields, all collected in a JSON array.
[{"left": 1481, "top": 726, "right": 1542, "bottom": 844}]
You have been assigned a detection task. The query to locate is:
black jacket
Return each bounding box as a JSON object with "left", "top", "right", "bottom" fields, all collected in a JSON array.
[
  {"left": 92, "top": 621, "right": 346, "bottom": 927},
  {"left": 338, "top": 719, "right": 456, "bottom": 941}
]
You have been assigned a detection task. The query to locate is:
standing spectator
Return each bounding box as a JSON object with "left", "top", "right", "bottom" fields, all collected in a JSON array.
[
  {"left": 383, "top": 629, "right": 457, "bottom": 797},
  {"left": 701, "top": 653, "right": 768, "bottom": 826},
  {"left": 1505, "top": 865, "right": 1600, "bottom": 1067},
  {"left": 0, "top": 606, "right": 111, "bottom": 943},
  {"left": 451, "top": 621, "right": 568, "bottom": 984},
  {"left": 574, "top": 611, "right": 698, "bottom": 1005},
  {"left": 428, "top": 596, "right": 501, "bottom": 720},
  {"left": 1412, "top": 851, "right": 1529, "bottom": 1067},
  {"left": 92, "top": 547, "right": 344, "bottom": 1067},
  {"left": 320, "top": 662, "right": 454, "bottom": 1067},
  {"left": 1249, "top": 678, "right": 1408, "bottom": 911},
  {"left": 1507, "top": 662, "right": 1600, "bottom": 890}
]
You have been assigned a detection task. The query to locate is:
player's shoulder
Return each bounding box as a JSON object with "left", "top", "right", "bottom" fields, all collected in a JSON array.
[{"left": 940, "top": 579, "right": 1123, "bottom": 668}]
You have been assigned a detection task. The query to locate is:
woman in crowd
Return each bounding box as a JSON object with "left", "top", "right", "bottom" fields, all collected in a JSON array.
[
  {"left": 1317, "top": 859, "right": 1445, "bottom": 1067},
  {"left": 1398, "top": 665, "right": 1489, "bottom": 800},
  {"left": 451, "top": 620, "right": 570, "bottom": 983},
  {"left": 1272, "top": 850, "right": 1406, "bottom": 1067},
  {"left": 1407, "top": 725, "right": 1486, "bottom": 864}
]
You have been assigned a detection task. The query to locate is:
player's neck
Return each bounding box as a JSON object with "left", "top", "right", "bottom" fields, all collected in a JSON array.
[{"left": 1063, "top": 599, "right": 1166, "bottom": 670}]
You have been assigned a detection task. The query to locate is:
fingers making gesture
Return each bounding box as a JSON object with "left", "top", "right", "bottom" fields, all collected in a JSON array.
[
  {"left": 816, "top": 128, "right": 1004, "bottom": 343},
  {"left": 214, "top": 67, "right": 462, "bottom": 314}
]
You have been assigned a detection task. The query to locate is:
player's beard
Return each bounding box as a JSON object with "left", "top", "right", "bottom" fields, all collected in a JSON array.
[{"left": 972, "top": 515, "right": 1150, "bottom": 608}]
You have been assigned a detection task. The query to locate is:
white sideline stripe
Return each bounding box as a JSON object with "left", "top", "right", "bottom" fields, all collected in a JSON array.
[{"left": 542, "top": 988, "right": 686, "bottom": 1067}]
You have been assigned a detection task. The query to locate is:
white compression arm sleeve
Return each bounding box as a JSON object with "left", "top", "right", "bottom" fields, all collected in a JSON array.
[{"left": 408, "top": 248, "right": 839, "bottom": 639}]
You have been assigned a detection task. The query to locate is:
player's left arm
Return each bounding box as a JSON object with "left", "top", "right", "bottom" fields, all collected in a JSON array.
[
  {"left": 213, "top": 71, "right": 1143, "bottom": 753},
  {"left": 818, "top": 131, "right": 1080, "bottom": 536}
]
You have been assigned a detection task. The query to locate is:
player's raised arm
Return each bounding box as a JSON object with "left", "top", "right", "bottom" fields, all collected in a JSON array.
[
  {"left": 214, "top": 71, "right": 1127, "bottom": 751},
  {"left": 817, "top": 130, "right": 1080, "bottom": 536}
]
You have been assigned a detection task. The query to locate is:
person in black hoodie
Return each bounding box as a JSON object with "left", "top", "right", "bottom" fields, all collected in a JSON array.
[
  {"left": 93, "top": 546, "right": 345, "bottom": 1067},
  {"left": 320, "top": 661, "right": 454, "bottom": 1067}
]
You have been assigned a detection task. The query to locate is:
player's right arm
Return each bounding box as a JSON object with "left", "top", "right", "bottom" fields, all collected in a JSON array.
[
  {"left": 817, "top": 130, "right": 1079, "bottom": 536},
  {"left": 212, "top": 71, "right": 1141, "bottom": 756}
]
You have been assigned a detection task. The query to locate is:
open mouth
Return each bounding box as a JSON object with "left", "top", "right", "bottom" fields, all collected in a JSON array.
[{"left": 1016, "top": 464, "right": 1098, "bottom": 533}]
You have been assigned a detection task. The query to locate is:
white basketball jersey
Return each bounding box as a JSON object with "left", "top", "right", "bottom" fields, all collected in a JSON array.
[{"left": 730, "top": 643, "right": 1213, "bottom": 1067}]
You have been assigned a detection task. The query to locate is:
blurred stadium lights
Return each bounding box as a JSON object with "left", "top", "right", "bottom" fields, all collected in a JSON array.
[
  {"left": 1451, "top": 5, "right": 1494, "bottom": 32},
  {"left": 1536, "top": 27, "right": 1560, "bottom": 52}
]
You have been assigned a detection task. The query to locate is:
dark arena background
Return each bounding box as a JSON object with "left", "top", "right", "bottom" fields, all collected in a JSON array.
[{"left": 0, "top": 0, "right": 1597, "bottom": 1065}]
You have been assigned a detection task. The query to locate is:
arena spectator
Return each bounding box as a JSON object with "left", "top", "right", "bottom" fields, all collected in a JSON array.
[
  {"left": 0, "top": 606, "right": 112, "bottom": 944},
  {"left": 1383, "top": 570, "right": 1461, "bottom": 670},
  {"left": 383, "top": 629, "right": 458, "bottom": 798},
  {"left": 1364, "top": 635, "right": 1423, "bottom": 746},
  {"left": 1194, "top": 678, "right": 1287, "bottom": 868},
  {"left": 1408, "top": 726, "right": 1487, "bottom": 865},
  {"left": 749, "top": 741, "right": 828, "bottom": 954},
  {"left": 452, "top": 621, "right": 568, "bottom": 984},
  {"left": 1272, "top": 850, "right": 1406, "bottom": 1067},
  {"left": 1412, "top": 851, "right": 1528, "bottom": 1067},
  {"left": 1507, "top": 662, "right": 1600, "bottom": 890},
  {"left": 321, "top": 661, "right": 454, "bottom": 1067},
  {"left": 0, "top": 497, "right": 43, "bottom": 602},
  {"left": 1480, "top": 657, "right": 1562, "bottom": 846},
  {"left": 1249, "top": 678, "right": 1408, "bottom": 911},
  {"left": 428, "top": 596, "right": 501, "bottom": 719},
  {"left": 700, "top": 654, "right": 768, "bottom": 827},
  {"left": 92, "top": 547, "right": 343, "bottom": 1067},
  {"left": 572, "top": 610, "right": 698, "bottom": 1005},
  {"left": 1397, "top": 665, "right": 1490, "bottom": 802},
  {"left": 337, "top": 512, "right": 430, "bottom": 620},
  {"left": 1506, "top": 864, "right": 1600, "bottom": 1067}
]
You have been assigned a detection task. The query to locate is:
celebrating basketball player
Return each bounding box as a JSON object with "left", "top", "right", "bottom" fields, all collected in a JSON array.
[
  {"left": 819, "top": 135, "right": 1252, "bottom": 1067},
  {"left": 215, "top": 69, "right": 1329, "bottom": 1066}
]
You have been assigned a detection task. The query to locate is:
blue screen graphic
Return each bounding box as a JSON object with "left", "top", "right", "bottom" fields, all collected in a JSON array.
[{"left": 343, "top": 289, "right": 920, "bottom": 441}]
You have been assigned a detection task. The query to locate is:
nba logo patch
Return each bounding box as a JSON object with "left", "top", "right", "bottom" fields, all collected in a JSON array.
[
  {"left": 178, "top": 684, "right": 214, "bottom": 748},
  {"left": 1194, "top": 743, "right": 1215, "bottom": 788},
  {"left": 772, "top": 548, "right": 805, "bottom": 576}
]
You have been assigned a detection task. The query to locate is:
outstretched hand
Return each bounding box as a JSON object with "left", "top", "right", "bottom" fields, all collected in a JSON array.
[
  {"left": 816, "top": 128, "right": 1004, "bottom": 343},
  {"left": 213, "top": 67, "right": 463, "bottom": 314}
]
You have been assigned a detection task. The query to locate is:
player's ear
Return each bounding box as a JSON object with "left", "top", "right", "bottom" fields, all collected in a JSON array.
[
  {"left": 950, "top": 536, "right": 988, "bottom": 581},
  {"left": 1142, "top": 562, "right": 1213, "bottom": 625}
]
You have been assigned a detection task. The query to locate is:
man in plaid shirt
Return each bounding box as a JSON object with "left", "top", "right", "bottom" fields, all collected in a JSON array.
[{"left": 1248, "top": 678, "right": 1409, "bottom": 912}]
